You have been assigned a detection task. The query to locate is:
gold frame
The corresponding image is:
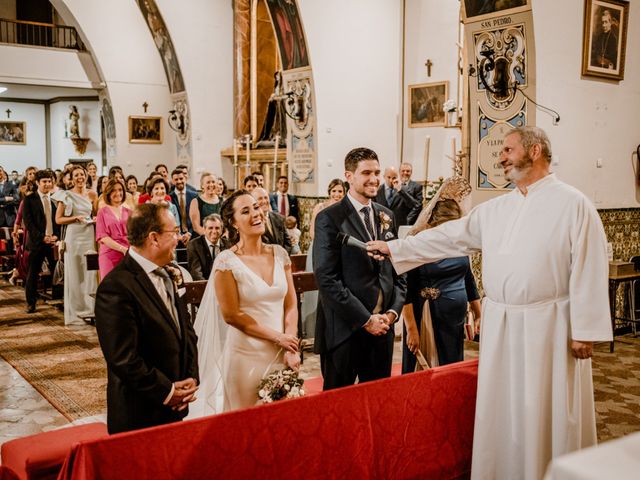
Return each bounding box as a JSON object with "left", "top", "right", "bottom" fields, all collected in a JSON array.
[
  {"left": 408, "top": 81, "right": 448, "bottom": 128},
  {"left": 581, "top": 0, "right": 629, "bottom": 81},
  {"left": 0, "top": 121, "right": 26, "bottom": 145},
  {"left": 128, "top": 116, "right": 163, "bottom": 144}
]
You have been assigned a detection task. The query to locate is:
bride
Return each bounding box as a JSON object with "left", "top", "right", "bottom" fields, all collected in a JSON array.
[{"left": 189, "top": 190, "right": 300, "bottom": 417}]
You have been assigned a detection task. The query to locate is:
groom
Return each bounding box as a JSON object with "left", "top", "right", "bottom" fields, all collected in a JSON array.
[{"left": 313, "top": 147, "right": 406, "bottom": 389}]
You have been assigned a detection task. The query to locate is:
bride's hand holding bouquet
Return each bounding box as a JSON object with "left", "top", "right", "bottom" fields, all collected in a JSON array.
[{"left": 275, "top": 332, "right": 300, "bottom": 372}]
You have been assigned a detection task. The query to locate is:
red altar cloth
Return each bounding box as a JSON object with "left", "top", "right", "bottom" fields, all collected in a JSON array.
[{"left": 58, "top": 360, "right": 478, "bottom": 479}]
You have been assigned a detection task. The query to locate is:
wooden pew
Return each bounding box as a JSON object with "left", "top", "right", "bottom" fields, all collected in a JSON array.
[{"left": 292, "top": 271, "right": 317, "bottom": 361}]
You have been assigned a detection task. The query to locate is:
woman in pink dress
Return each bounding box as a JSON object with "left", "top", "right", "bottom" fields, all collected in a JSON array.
[{"left": 96, "top": 178, "right": 130, "bottom": 280}]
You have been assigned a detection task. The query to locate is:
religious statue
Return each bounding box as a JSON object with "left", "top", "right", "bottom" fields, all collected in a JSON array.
[
  {"left": 256, "top": 71, "right": 288, "bottom": 148},
  {"left": 69, "top": 105, "right": 80, "bottom": 138}
]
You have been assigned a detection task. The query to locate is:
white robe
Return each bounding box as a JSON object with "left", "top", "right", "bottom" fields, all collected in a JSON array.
[{"left": 388, "top": 174, "right": 612, "bottom": 480}]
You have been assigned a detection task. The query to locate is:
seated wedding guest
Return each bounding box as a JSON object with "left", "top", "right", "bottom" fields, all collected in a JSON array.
[
  {"left": 401, "top": 194, "right": 481, "bottom": 372},
  {"left": 270, "top": 175, "right": 299, "bottom": 222},
  {"left": 170, "top": 168, "right": 196, "bottom": 240},
  {"left": 215, "top": 177, "right": 227, "bottom": 202},
  {"left": 242, "top": 174, "right": 259, "bottom": 193},
  {"left": 186, "top": 213, "right": 226, "bottom": 280},
  {"left": 95, "top": 202, "right": 199, "bottom": 433},
  {"left": 55, "top": 165, "right": 98, "bottom": 325},
  {"left": 285, "top": 216, "right": 301, "bottom": 254},
  {"left": 252, "top": 187, "right": 291, "bottom": 253},
  {"left": 86, "top": 161, "right": 98, "bottom": 192},
  {"left": 125, "top": 175, "right": 140, "bottom": 204},
  {"left": 309, "top": 179, "right": 347, "bottom": 241},
  {"left": 96, "top": 179, "right": 130, "bottom": 280},
  {"left": 190, "top": 172, "right": 221, "bottom": 236},
  {"left": 187, "top": 190, "right": 299, "bottom": 417},
  {"left": 22, "top": 169, "right": 60, "bottom": 313}
]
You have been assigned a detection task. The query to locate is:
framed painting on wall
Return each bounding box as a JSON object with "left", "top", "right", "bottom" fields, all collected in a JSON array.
[
  {"left": 409, "top": 82, "right": 448, "bottom": 128},
  {"left": 462, "top": 0, "right": 530, "bottom": 22},
  {"left": 129, "top": 116, "right": 163, "bottom": 144},
  {"left": 581, "top": 0, "right": 629, "bottom": 81},
  {"left": 0, "top": 121, "right": 26, "bottom": 145}
]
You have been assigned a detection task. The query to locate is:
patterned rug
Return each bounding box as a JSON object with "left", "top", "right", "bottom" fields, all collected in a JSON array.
[{"left": 0, "top": 285, "right": 106, "bottom": 420}]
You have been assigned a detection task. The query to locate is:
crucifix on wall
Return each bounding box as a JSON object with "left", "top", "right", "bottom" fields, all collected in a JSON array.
[
  {"left": 425, "top": 59, "right": 433, "bottom": 77},
  {"left": 5, "top": 109, "right": 11, "bottom": 119},
  {"left": 142, "top": 102, "right": 149, "bottom": 113}
]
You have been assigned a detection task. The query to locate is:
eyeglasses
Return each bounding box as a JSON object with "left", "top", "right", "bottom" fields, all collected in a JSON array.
[{"left": 157, "top": 227, "right": 180, "bottom": 237}]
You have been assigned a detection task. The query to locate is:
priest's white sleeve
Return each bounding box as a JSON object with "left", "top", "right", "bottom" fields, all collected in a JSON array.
[
  {"left": 388, "top": 206, "right": 483, "bottom": 275},
  {"left": 568, "top": 197, "right": 613, "bottom": 341}
]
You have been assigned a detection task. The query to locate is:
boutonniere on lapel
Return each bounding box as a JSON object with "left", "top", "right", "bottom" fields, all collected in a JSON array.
[
  {"left": 164, "top": 263, "right": 185, "bottom": 290},
  {"left": 379, "top": 211, "right": 392, "bottom": 232},
  {"left": 378, "top": 211, "right": 394, "bottom": 240}
]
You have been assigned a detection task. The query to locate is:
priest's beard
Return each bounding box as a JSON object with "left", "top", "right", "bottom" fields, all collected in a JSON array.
[{"left": 504, "top": 152, "right": 533, "bottom": 183}]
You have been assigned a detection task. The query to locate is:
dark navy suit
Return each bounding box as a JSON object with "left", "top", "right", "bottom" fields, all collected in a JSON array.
[{"left": 313, "top": 196, "right": 406, "bottom": 389}]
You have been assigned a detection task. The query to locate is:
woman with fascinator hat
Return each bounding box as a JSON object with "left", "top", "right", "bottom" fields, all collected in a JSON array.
[{"left": 401, "top": 177, "right": 482, "bottom": 372}]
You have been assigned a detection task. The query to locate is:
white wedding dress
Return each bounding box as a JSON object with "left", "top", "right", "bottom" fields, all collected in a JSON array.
[{"left": 188, "top": 245, "right": 289, "bottom": 418}]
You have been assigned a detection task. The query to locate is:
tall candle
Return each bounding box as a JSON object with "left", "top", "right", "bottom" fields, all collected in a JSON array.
[
  {"left": 423, "top": 135, "right": 431, "bottom": 181},
  {"left": 245, "top": 135, "right": 251, "bottom": 172},
  {"left": 233, "top": 138, "right": 238, "bottom": 167},
  {"left": 273, "top": 134, "right": 279, "bottom": 191}
]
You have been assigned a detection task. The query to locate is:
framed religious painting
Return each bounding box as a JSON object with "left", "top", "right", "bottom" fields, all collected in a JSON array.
[
  {"left": 581, "top": 0, "right": 629, "bottom": 81},
  {"left": 128, "top": 116, "right": 163, "bottom": 144},
  {"left": 461, "top": 0, "right": 530, "bottom": 23},
  {"left": 409, "top": 81, "right": 448, "bottom": 128},
  {"left": 0, "top": 121, "right": 26, "bottom": 145}
]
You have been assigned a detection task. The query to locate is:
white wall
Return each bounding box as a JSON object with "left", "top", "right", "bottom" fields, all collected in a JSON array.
[
  {"left": 49, "top": 99, "right": 101, "bottom": 170},
  {"left": 403, "top": 0, "right": 461, "bottom": 183},
  {"left": 0, "top": 101, "right": 46, "bottom": 171},
  {"left": 533, "top": 0, "right": 640, "bottom": 208},
  {"left": 155, "top": 0, "right": 234, "bottom": 184},
  {"left": 53, "top": 0, "right": 178, "bottom": 181},
  {"left": 0, "top": 44, "right": 97, "bottom": 88},
  {"left": 298, "top": 0, "right": 403, "bottom": 194}
]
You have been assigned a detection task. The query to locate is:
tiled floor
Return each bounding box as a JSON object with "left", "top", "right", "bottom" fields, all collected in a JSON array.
[{"left": 0, "top": 356, "right": 69, "bottom": 447}]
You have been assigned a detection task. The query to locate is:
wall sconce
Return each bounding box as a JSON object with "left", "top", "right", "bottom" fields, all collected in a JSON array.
[{"left": 476, "top": 47, "right": 510, "bottom": 99}]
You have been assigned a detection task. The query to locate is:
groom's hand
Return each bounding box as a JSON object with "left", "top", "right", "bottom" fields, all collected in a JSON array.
[
  {"left": 363, "top": 314, "right": 390, "bottom": 336},
  {"left": 168, "top": 378, "right": 198, "bottom": 411}
]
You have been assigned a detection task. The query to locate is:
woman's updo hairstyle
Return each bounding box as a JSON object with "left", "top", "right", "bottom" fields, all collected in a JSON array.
[{"left": 220, "top": 189, "right": 250, "bottom": 246}]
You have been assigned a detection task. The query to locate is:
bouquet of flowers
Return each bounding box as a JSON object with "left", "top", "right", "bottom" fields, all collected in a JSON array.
[{"left": 257, "top": 368, "right": 305, "bottom": 404}]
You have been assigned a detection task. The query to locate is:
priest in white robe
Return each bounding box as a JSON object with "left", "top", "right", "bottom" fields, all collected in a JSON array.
[{"left": 367, "top": 126, "right": 612, "bottom": 480}]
